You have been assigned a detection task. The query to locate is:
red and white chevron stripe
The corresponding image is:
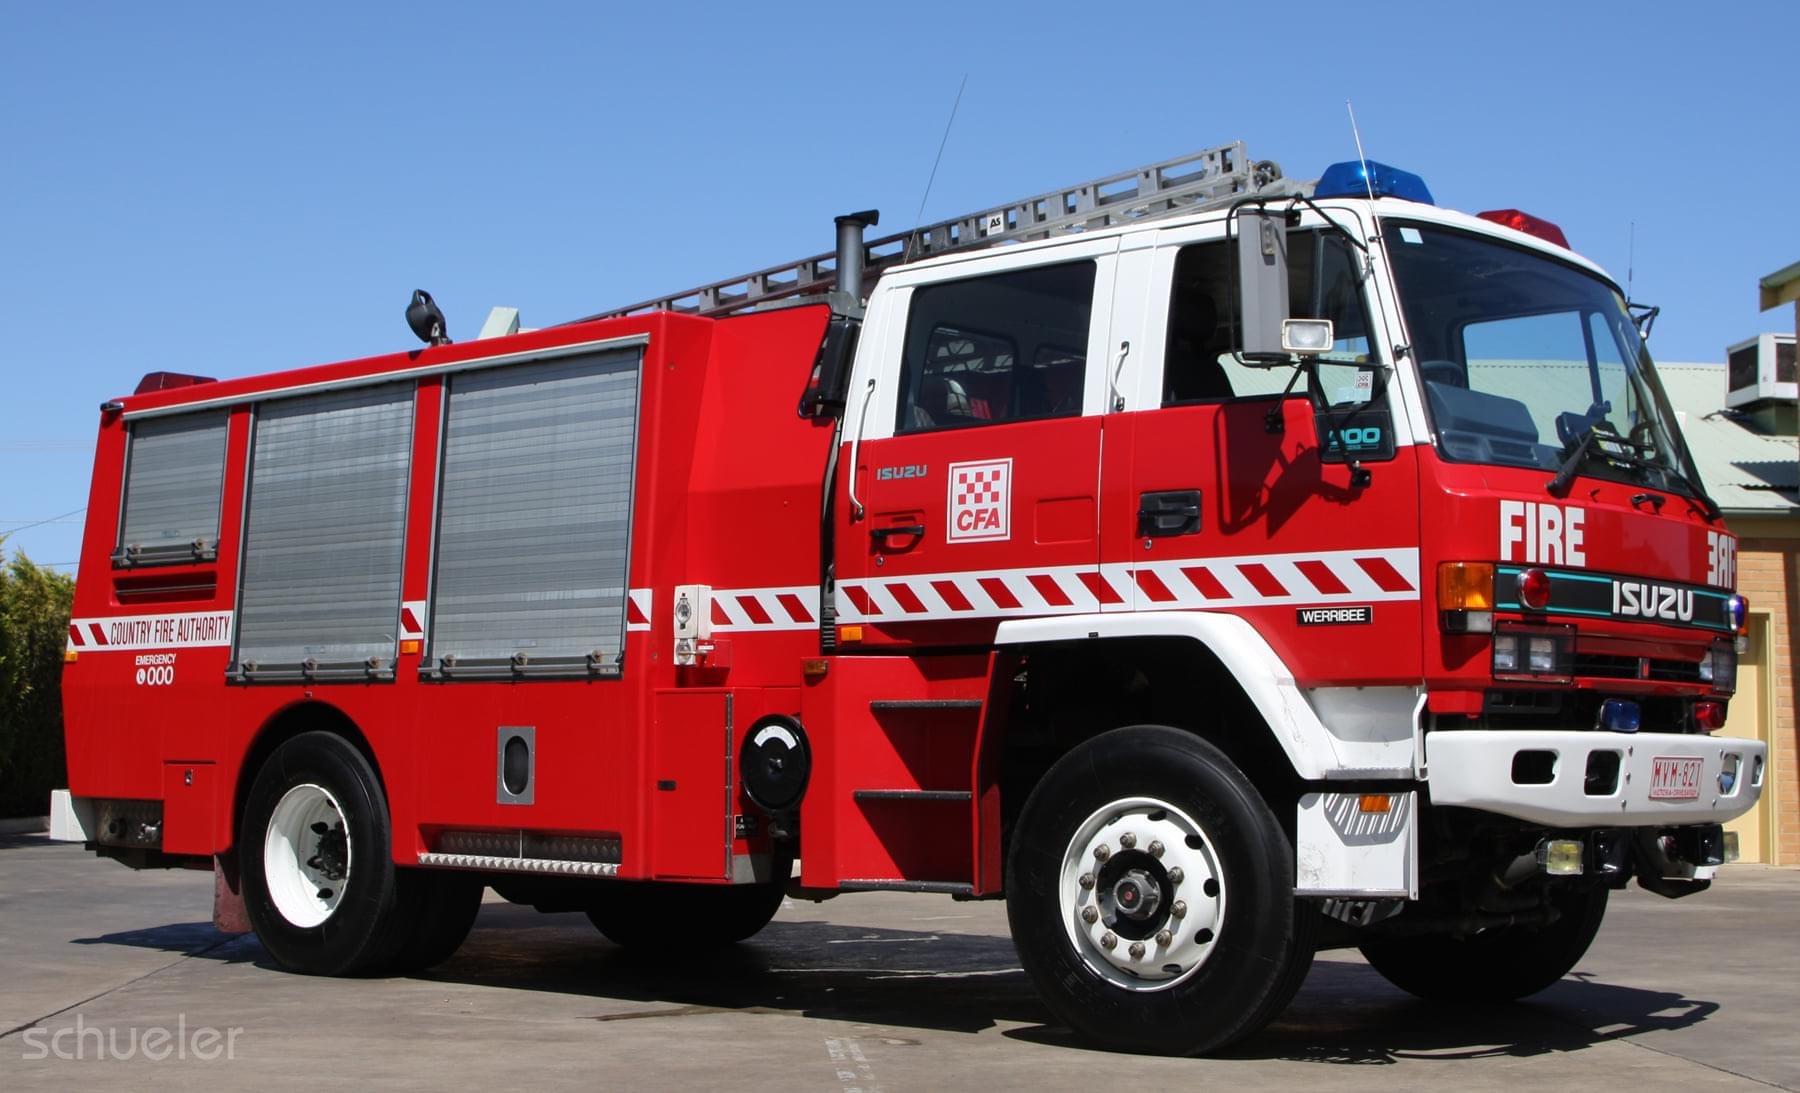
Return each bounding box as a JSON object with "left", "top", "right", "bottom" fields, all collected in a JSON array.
[
  {"left": 835, "top": 548, "right": 1419, "bottom": 623},
  {"left": 626, "top": 589, "right": 652, "bottom": 632},
  {"left": 399, "top": 600, "right": 427, "bottom": 640},
  {"left": 708, "top": 584, "right": 819, "bottom": 632}
]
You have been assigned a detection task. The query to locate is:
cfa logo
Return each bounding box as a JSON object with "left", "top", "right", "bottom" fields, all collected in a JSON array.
[{"left": 947, "top": 458, "right": 1011, "bottom": 542}]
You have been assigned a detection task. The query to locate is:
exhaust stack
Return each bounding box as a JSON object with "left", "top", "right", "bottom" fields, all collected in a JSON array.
[{"left": 834, "top": 209, "right": 880, "bottom": 301}]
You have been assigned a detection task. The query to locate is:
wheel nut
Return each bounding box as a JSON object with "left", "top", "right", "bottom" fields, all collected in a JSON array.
[
  {"left": 1094, "top": 844, "right": 1111, "bottom": 862},
  {"left": 1171, "top": 900, "right": 1188, "bottom": 919},
  {"left": 1119, "top": 832, "right": 1137, "bottom": 850},
  {"left": 1129, "top": 942, "right": 1145, "bottom": 960},
  {"left": 1168, "top": 867, "right": 1184, "bottom": 886},
  {"left": 1101, "top": 931, "right": 1118, "bottom": 950},
  {"left": 1081, "top": 906, "right": 1099, "bottom": 924},
  {"left": 1148, "top": 839, "right": 1164, "bottom": 858},
  {"left": 1078, "top": 872, "right": 1095, "bottom": 889},
  {"left": 1155, "top": 929, "right": 1172, "bottom": 947}
]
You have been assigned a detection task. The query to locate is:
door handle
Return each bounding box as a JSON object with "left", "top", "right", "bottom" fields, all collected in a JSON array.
[
  {"left": 871, "top": 523, "right": 927, "bottom": 547},
  {"left": 1137, "top": 490, "right": 1201, "bottom": 538}
]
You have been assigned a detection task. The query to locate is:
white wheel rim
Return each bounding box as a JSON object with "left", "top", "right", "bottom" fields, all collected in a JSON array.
[
  {"left": 263, "top": 783, "right": 352, "bottom": 929},
  {"left": 1058, "top": 796, "right": 1225, "bottom": 992}
]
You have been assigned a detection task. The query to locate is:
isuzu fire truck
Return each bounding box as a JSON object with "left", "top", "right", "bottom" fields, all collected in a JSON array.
[{"left": 55, "top": 141, "right": 1763, "bottom": 1054}]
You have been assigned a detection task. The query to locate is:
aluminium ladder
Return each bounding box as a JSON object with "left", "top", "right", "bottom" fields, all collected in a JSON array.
[{"left": 580, "top": 141, "right": 1296, "bottom": 322}]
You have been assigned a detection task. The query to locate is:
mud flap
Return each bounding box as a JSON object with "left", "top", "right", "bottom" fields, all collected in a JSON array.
[{"left": 1295, "top": 791, "right": 1418, "bottom": 898}]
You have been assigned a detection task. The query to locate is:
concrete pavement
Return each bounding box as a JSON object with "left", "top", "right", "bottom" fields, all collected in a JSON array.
[{"left": 2, "top": 833, "right": 1795, "bottom": 1090}]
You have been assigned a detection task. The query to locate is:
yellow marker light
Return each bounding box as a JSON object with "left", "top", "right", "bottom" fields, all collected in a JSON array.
[
  {"left": 801, "top": 658, "right": 830, "bottom": 680},
  {"left": 1538, "top": 839, "right": 1584, "bottom": 876},
  {"left": 63, "top": 650, "right": 79, "bottom": 663},
  {"left": 1357, "top": 794, "right": 1392, "bottom": 814},
  {"left": 838, "top": 625, "right": 864, "bottom": 644},
  {"left": 399, "top": 639, "right": 422, "bottom": 655}
]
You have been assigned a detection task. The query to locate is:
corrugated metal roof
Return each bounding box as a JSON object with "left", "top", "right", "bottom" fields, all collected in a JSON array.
[{"left": 1657, "top": 363, "right": 1798, "bottom": 515}]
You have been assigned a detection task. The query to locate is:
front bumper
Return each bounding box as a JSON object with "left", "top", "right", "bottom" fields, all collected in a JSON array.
[{"left": 1426, "top": 730, "right": 1764, "bottom": 828}]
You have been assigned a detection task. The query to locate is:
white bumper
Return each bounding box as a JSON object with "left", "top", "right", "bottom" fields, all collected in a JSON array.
[
  {"left": 49, "top": 789, "right": 95, "bottom": 842},
  {"left": 1426, "top": 731, "right": 1765, "bottom": 828}
]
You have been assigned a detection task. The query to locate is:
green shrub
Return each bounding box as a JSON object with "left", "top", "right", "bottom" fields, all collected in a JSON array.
[{"left": 0, "top": 552, "right": 76, "bottom": 818}]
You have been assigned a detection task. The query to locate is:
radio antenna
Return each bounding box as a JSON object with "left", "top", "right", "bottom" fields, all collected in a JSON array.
[
  {"left": 1628, "top": 221, "right": 1636, "bottom": 296},
  {"left": 1346, "top": 100, "right": 1377, "bottom": 201},
  {"left": 907, "top": 73, "right": 969, "bottom": 261}
]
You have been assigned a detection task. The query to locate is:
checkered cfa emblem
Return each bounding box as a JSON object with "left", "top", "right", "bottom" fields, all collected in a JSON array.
[{"left": 948, "top": 458, "right": 1012, "bottom": 542}]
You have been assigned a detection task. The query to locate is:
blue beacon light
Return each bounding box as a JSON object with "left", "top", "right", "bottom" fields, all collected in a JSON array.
[{"left": 1315, "top": 160, "right": 1435, "bottom": 205}]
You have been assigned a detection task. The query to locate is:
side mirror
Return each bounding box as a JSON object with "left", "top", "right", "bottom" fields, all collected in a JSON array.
[
  {"left": 797, "top": 314, "right": 860, "bottom": 418},
  {"left": 1237, "top": 208, "right": 1291, "bottom": 365}
]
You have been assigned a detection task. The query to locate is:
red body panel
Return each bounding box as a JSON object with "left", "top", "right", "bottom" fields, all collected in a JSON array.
[{"left": 64, "top": 307, "right": 835, "bottom": 881}]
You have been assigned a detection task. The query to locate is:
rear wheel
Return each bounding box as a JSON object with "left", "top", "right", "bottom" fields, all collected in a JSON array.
[
  {"left": 241, "top": 731, "right": 413, "bottom": 975},
  {"left": 1359, "top": 886, "right": 1608, "bottom": 1002},
  {"left": 1006, "top": 725, "right": 1316, "bottom": 1056},
  {"left": 587, "top": 853, "right": 790, "bottom": 950}
]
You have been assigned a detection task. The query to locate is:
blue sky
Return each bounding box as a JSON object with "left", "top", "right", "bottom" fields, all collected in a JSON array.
[{"left": 4, "top": 2, "right": 1796, "bottom": 570}]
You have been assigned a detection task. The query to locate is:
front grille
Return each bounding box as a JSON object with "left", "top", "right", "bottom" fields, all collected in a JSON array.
[{"left": 1571, "top": 653, "right": 1703, "bottom": 684}]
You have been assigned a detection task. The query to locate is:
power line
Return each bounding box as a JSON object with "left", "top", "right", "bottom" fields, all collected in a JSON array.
[{"left": 0, "top": 507, "right": 87, "bottom": 537}]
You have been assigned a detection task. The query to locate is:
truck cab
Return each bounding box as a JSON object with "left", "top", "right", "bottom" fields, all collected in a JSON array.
[{"left": 828, "top": 158, "right": 1760, "bottom": 1047}]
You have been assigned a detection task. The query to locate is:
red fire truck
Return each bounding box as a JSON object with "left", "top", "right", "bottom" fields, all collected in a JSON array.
[{"left": 54, "top": 142, "right": 1763, "bottom": 1054}]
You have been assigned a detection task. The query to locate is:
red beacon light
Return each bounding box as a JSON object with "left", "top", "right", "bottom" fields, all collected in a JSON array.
[{"left": 1477, "top": 209, "right": 1570, "bottom": 249}]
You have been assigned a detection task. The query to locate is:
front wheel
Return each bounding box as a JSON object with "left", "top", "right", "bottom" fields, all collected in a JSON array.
[
  {"left": 1359, "top": 886, "right": 1608, "bottom": 1002},
  {"left": 1006, "top": 726, "right": 1316, "bottom": 1056}
]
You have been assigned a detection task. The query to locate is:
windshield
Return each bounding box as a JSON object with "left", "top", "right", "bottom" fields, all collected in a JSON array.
[{"left": 1383, "top": 220, "right": 1698, "bottom": 494}]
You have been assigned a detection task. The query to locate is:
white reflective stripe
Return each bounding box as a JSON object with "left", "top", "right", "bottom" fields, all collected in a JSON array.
[
  {"left": 838, "top": 548, "right": 1419, "bottom": 623},
  {"left": 66, "top": 610, "right": 236, "bottom": 652},
  {"left": 709, "top": 585, "right": 819, "bottom": 632}
]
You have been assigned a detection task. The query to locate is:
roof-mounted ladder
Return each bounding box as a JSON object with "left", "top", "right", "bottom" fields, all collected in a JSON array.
[{"left": 581, "top": 141, "right": 1299, "bottom": 321}]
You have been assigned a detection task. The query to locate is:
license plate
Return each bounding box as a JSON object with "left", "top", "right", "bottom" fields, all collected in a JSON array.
[{"left": 1650, "top": 756, "right": 1703, "bottom": 800}]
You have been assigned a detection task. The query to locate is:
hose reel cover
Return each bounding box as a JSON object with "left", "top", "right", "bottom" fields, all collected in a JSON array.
[{"left": 741, "top": 715, "right": 811, "bottom": 813}]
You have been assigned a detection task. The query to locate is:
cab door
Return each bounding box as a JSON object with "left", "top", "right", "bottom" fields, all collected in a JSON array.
[
  {"left": 835, "top": 242, "right": 1117, "bottom": 648},
  {"left": 1098, "top": 223, "right": 1423, "bottom": 687}
]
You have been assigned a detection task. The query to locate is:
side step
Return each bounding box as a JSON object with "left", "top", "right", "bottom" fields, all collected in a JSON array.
[
  {"left": 853, "top": 789, "right": 973, "bottom": 802},
  {"left": 838, "top": 879, "right": 976, "bottom": 895},
  {"left": 419, "top": 852, "right": 620, "bottom": 877},
  {"left": 869, "top": 699, "right": 982, "bottom": 711}
]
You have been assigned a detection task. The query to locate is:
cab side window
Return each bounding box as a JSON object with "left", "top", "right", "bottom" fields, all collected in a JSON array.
[
  {"left": 896, "top": 261, "right": 1095, "bottom": 433},
  {"left": 1162, "top": 232, "right": 1373, "bottom": 405}
]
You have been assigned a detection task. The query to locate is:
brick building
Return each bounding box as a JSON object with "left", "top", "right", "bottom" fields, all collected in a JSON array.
[{"left": 1660, "top": 359, "right": 1798, "bottom": 863}]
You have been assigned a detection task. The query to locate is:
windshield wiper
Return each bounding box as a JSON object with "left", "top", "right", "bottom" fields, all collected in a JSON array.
[
  {"left": 1546, "top": 423, "right": 1645, "bottom": 497},
  {"left": 1547, "top": 423, "right": 1720, "bottom": 519},
  {"left": 1666, "top": 467, "right": 1723, "bottom": 522}
]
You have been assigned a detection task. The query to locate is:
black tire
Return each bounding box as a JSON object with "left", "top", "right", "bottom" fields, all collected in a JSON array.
[
  {"left": 1359, "top": 886, "right": 1608, "bottom": 1002},
  {"left": 389, "top": 870, "right": 485, "bottom": 973},
  {"left": 240, "top": 731, "right": 413, "bottom": 976},
  {"left": 1006, "top": 725, "right": 1317, "bottom": 1056},
  {"left": 587, "top": 852, "right": 790, "bottom": 949}
]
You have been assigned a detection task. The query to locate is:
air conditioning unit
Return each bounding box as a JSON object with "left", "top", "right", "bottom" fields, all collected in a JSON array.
[{"left": 1725, "top": 333, "right": 1797, "bottom": 409}]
